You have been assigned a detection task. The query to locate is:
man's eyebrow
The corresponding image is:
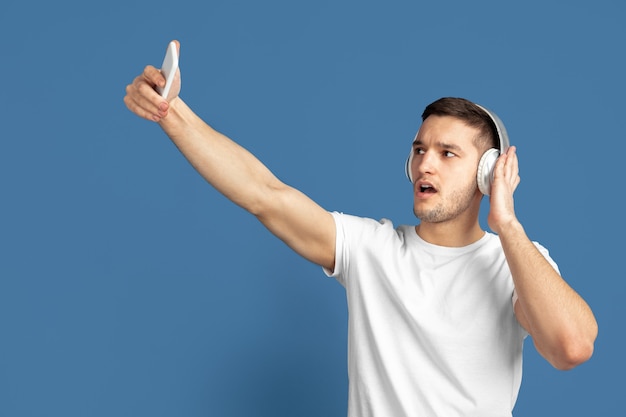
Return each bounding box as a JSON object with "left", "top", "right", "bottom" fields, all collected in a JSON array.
[{"left": 412, "top": 139, "right": 463, "bottom": 152}]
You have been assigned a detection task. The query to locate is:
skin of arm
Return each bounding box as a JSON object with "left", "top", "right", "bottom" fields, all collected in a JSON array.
[
  {"left": 124, "top": 41, "right": 336, "bottom": 271},
  {"left": 488, "top": 147, "right": 598, "bottom": 370}
]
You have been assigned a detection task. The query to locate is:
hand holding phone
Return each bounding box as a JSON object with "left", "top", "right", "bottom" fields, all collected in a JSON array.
[{"left": 156, "top": 41, "right": 179, "bottom": 98}]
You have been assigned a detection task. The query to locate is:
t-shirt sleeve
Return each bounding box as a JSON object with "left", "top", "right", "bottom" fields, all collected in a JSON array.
[
  {"left": 322, "top": 212, "right": 398, "bottom": 288},
  {"left": 532, "top": 241, "right": 560, "bottom": 274},
  {"left": 323, "top": 211, "right": 348, "bottom": 286}
]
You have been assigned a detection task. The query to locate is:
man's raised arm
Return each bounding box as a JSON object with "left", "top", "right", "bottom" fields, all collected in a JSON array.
[{"left": 124, "top": 41, "right": 336, "bottom": 271}]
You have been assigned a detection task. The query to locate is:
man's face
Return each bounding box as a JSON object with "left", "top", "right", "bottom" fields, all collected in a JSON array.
[{"left": 409, "top": 115, "right": 483, "bottom": 223}]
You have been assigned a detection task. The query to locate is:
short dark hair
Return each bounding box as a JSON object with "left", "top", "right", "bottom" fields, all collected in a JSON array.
[{"left": 422, "top": 97, "right": 498, "bottom": 150}]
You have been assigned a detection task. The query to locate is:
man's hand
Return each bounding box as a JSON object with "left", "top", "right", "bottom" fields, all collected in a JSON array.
[
  {"left": 487, "top": 146, "right": 521, "bottom": 234},
  {"left": 124, "top": 40, "right": 182, "bottom": 122}
]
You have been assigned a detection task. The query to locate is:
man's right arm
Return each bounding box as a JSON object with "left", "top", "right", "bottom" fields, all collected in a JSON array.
[{"left": 124, "top": 47, "right": 336, "bottom": 271}]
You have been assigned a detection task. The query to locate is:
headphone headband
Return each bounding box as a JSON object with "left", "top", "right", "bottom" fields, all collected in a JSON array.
[{"left": 475, "top": 104, "right": 510, "bottom": 154}]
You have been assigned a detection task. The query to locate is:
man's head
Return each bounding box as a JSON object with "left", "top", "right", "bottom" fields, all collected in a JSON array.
[
  {"left": 406, "top": 97, "right": 510, "bottom": 195},
  {"left": 407, "top": 97, "right": 509, "bottom": 225}
]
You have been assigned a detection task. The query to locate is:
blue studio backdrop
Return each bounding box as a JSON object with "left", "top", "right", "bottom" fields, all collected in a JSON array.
[{"left": 1, "top": 1, "right": 623, "bottom": 416}]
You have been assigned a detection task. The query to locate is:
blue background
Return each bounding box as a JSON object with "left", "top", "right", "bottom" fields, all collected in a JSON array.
[{"left": 1, "top": 0, "right": 623, "bottom": 415}]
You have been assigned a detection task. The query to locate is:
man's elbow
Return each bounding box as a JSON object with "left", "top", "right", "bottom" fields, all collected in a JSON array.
[{"left": 549, "top": 334, "right": 596, "bottom": 371}]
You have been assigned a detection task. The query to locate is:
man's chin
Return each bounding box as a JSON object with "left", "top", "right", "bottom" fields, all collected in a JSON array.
[{"left": 414, "top": 208, "right": 445, "bottom": 224}]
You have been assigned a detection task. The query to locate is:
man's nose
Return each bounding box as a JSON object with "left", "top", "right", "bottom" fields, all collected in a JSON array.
[{"left": 416, "top": 151, "right": 436, "bottom": 175}]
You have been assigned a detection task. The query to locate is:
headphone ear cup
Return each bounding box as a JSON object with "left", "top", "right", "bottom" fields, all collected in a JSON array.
[
  {"left": 405, "top": 151, "right": 414, "bottom": 183},
  {"left": 477, "top": 148, "right": 500, "bottom": 196}
]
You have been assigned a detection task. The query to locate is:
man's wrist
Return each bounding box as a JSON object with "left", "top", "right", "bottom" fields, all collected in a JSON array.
[{"left": 494, "top": 218, "right": 524, "bottom": 239}]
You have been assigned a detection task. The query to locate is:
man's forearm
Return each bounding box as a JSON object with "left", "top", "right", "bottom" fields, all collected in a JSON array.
[
  {"left": 499, "top": 221, "right": 597, "bottom": 369},
  {"left": 158, "top": 98, "right": 283, "bottom": 215}
]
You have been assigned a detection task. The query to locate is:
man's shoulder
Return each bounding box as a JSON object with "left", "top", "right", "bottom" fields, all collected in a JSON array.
[
  {"left": 331, "top": 211, "right": 412, "bottom": 234},
  {"left": 331, "top": 212, "right": 416, "bottom": 251}
]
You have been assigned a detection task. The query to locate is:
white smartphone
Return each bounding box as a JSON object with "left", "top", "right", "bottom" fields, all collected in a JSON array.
[{"left": 156, "top": 41, "right": 179, "bottom": 98}]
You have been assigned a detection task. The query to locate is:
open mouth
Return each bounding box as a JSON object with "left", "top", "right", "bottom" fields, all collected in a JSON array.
[{"left": 418, "top": 182, "right": 437, "bottom": 194}]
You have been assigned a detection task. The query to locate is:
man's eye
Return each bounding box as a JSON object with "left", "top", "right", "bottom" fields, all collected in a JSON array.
[
  {"left": 414, "top": 148, "right": 425, "bottom": 155},
  {"left": 444, "top": 151, "right": 456, "bottom": 158}
]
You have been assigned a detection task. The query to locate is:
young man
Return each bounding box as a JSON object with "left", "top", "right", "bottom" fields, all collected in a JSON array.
[{"left": 124, "top": 41, "right": 597, "bottom": 416}]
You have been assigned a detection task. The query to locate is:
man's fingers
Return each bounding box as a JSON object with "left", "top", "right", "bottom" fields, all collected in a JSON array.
[
  {"left": 137, "top": 78, "right": 166, "bottom": 109},
  {"left": 501, "top": 147, "right": 520, "bottom": 190},
  {"left": 124, "top": 95, "right": 159, "bottom": 121},
  {"left": 124, "top": 89, "right": 160, "bottom": 122},
  {"left": 506, "top": 147, "right": 519, "bottom": 184},
  {"left": 124, "top": 74, "right": 169, "bottom": 122},
  {"left": 492, "top": 146, "right": 520, "bottom": 192},
  {"left": 142, "top": 65, "right": 166, "bottom": 88}
]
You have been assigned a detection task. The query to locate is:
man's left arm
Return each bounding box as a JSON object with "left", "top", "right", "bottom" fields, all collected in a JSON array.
[{"left": 488, "top": 147, "right": 598, "bottom": 370}]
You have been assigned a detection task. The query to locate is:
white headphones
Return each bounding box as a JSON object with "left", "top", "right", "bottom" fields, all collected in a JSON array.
[{"left": 404, "top": 104, "right": 510, "bottom": 196}]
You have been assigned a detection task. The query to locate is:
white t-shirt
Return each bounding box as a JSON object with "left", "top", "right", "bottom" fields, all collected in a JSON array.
[{"left": 325, "top": 212, "right": 558, "bottom": 417}]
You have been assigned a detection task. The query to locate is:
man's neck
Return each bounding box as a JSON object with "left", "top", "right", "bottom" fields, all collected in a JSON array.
[{"left": 415, "top": 219, "right": 485, "bottom": 247}]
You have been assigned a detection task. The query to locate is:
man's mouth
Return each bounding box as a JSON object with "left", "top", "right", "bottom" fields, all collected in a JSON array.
[{"left": 417, "top": 181, "right": 437, "bottom": 194}]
